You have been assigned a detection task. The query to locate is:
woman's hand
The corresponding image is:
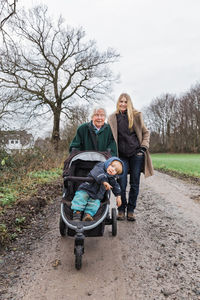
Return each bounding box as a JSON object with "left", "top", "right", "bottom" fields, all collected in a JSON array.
[{"left": 116, "top": 195, "right": 122, "bottom": 207}]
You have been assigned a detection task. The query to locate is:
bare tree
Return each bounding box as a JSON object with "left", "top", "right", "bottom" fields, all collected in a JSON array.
[
  {"left": 0, "top": 88, "right": 24, "bottom": 126},
  {"left": 143, "top": 93, "right": 176, "bottom": 152},
  {"left": 188, "top": 83, "right": 200, "bottom": 152},
  {"left": 0, "top": 0, "right": 17, "bottom": 29},
  {"left": 0, "top": 5, "right": 120, "bottom": 149},
  {"left": 177, "top": 83, "right": 200, "bottom": 152},
  {"left": 61, "top": 105, "right": 90, "bottom": 148},
  {"left": 143, "top": 83, "right": 200, "bottom": 153}
]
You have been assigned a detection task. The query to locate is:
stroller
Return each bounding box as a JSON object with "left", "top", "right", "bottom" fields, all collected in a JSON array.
[{"left": 59, "top": 150, "right": 118, "bottom": 270}]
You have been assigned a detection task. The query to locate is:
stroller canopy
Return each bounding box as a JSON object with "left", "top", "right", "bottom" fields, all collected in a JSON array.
[{"left": 63, "top": 150, "right": 111, "bottom": 177}]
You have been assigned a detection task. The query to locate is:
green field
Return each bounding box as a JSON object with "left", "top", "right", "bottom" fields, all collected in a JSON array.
[{"left": 151, "top": 153, "right": 200, "bottom": 178}]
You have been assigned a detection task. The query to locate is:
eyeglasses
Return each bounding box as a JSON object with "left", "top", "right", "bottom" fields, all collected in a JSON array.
[{"left": 94, "top": 114, "right": 105, "bottom": 118}]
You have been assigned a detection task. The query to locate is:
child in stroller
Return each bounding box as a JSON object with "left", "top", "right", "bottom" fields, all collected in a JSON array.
[
  {"left": 60, "top": 150, "right": 123, "bottom": 270},
  {"left": 71, "top": 156, "right": 123, "bottom": 222}
]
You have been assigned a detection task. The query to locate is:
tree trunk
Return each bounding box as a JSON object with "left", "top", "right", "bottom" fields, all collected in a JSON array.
[{"left": 52, "top": 109, "right": 61, "bottom": 151}]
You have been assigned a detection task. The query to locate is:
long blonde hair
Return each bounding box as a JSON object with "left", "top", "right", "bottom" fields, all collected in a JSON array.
[{"left": 116, "top": 93, "right": 139, "bottom": 129}]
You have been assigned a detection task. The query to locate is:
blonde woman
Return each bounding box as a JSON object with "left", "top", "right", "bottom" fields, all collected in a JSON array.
[{"left": 108, "top": 93, "right": 154, "bottom": 221}]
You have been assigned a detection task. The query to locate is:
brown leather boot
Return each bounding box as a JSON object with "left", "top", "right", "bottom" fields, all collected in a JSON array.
[
  {"left": 117, "top": 211, "right": 125, "bottom": 221},
  {"left": 82, "top": 213, "right": 93, "bottom": 221},
  {"left": 127, "top": 212, "right": 136, "bottom": 221}
]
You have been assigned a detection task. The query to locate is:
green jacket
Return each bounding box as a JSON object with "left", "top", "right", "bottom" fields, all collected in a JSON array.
[{"left": 69, "top": 121, "right": 117, "bottom": 156}]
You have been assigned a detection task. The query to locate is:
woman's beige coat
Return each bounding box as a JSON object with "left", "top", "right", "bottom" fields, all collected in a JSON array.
[{"left": 108, "top": 112, "right": 154, "bottom": 178}]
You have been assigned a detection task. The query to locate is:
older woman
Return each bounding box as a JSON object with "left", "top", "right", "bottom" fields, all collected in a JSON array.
[
  {"left": 69, "top": 107, "right": 117, "bottom": 156},
  {"left": 108, "top": 93, "right": 154, "bottom": 221}
]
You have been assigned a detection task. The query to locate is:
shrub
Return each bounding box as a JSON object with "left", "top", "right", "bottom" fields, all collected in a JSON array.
[{"left": 0, "top": 145, "right": 66, "bottom": 185}]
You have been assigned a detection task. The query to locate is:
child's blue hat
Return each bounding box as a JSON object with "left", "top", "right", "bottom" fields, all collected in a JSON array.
[{"left": 104, "top": 156, "right": 124, "bottom": 176}]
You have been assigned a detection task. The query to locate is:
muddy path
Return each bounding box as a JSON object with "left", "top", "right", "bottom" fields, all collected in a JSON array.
[{"left": 1, "top": 171, "right": 200, "bottom": 300}]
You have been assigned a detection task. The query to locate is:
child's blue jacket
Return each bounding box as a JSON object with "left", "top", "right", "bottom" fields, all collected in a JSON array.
[{"left": 77, "top": 161, "right": 121, "bottom": 200}]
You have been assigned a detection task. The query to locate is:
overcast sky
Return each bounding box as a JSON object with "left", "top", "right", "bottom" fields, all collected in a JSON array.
[
  {"left": 9, "top": 0, "right": 200, "bottom": 139},
  {"left": 18, "top": 0, "right": 200, "bottom": 114}
]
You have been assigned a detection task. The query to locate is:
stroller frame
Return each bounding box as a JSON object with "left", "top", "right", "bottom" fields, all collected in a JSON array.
[{"left": 59, "top": 151, "right": 117, "bottom": 270}]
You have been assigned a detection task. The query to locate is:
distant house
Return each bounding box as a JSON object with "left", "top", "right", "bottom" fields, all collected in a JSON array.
[{"left": 0, "top": 130, "right": 34, "bottom": 153}]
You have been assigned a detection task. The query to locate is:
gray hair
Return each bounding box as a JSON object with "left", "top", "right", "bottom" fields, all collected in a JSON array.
[{"left": 91, "top": 107, "right": 107, "bottom": 118}]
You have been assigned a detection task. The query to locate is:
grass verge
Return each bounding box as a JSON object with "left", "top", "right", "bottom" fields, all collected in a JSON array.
[
  {"left": 0, "top": 168, "right": 62, "bottom": 207},
  {"left": 151, "top": 153, "right": 200, "bottom": 182},
  {"left": 0, "top": 169, "right": 63, "bottom": 248}
]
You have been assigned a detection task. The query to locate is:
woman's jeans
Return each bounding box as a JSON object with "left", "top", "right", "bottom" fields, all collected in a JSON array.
[{"left": 118, "top": 153, "right": 144, "bottom": 213}]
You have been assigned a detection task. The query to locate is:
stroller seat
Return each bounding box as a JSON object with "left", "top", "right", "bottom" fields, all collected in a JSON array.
[{"left": 62, "top": 155, "right": 110, "bottom": 223}]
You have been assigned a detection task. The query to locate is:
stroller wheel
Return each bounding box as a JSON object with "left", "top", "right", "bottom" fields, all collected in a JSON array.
[
  {"left": 75, "top": 245, "right": 83, "bottom": 270},
  {"left": 111, "top": 208, "right": 117, "bottom": 236},
  {"left": 59, "top": 215, "right": 66, "bottom": 236}
]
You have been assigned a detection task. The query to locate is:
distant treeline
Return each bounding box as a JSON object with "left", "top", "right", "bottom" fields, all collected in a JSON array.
[{"left": 143, "top": 82, "right": 200, "bottom": 153}]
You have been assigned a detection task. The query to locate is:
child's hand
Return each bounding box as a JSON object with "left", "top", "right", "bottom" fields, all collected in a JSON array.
[
  {"left": 116, "top": 196, "right": 122, "bottom": 207},
  {"left": 103, "top": 182, "right": 112, "bottom": 190}
]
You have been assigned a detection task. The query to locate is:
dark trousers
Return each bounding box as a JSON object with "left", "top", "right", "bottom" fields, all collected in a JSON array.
[{"left": 118, "top": 153, "right": 144, "bottom": 213}]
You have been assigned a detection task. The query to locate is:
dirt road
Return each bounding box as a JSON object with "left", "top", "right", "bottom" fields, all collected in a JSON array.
[{"left": 1, "top": 171, "right": 200, "bottom": 300}]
